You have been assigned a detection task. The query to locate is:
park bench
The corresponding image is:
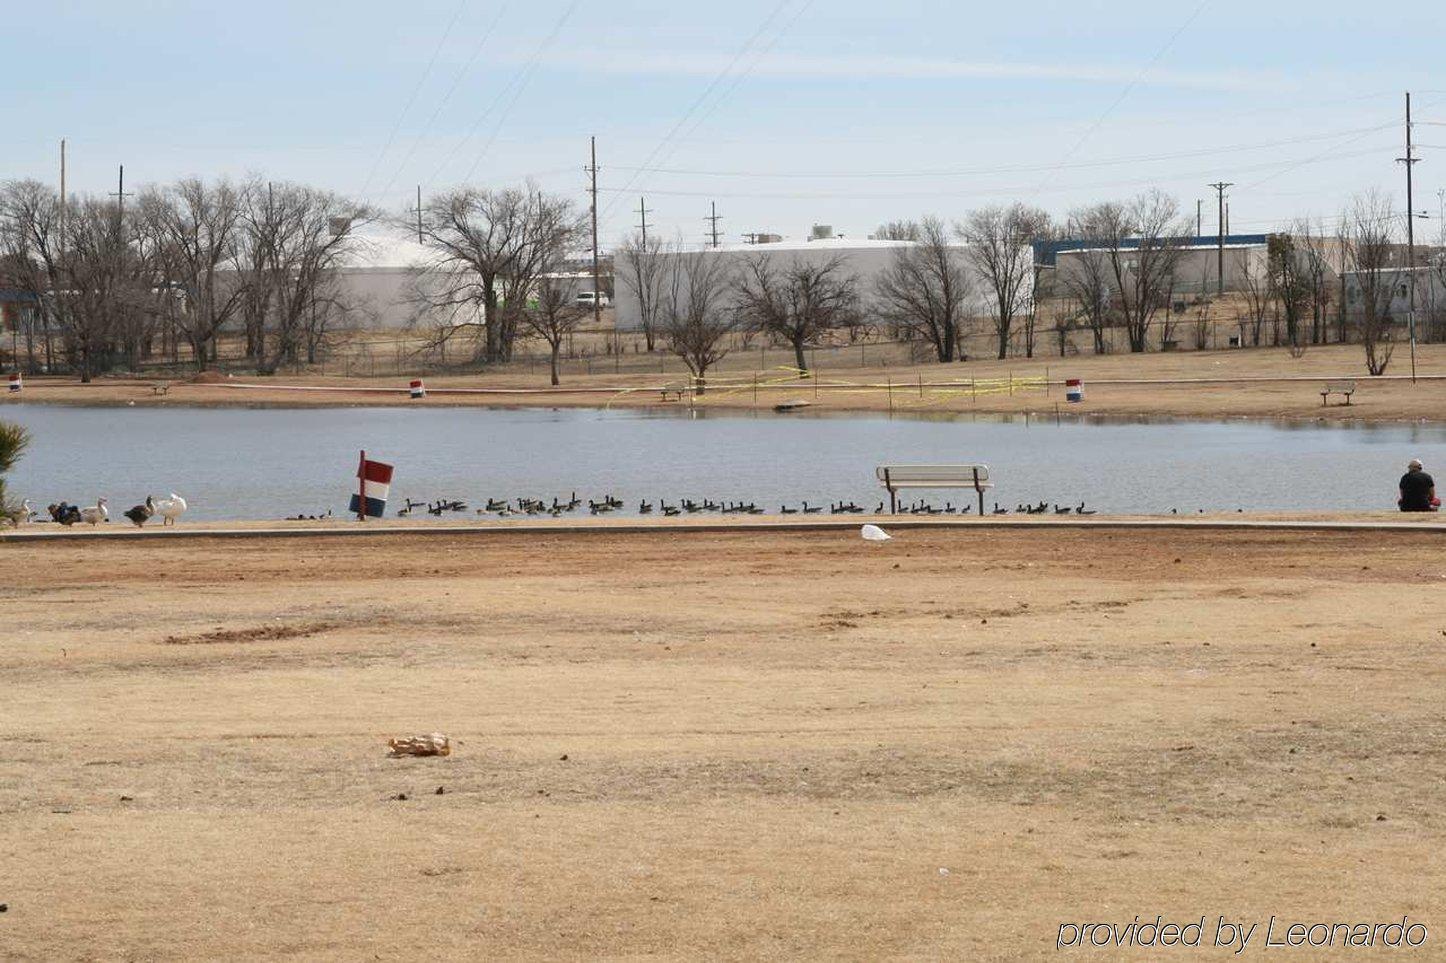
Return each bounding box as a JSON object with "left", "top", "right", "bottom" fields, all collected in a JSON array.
[
  {"left": 660, "top": 387, "right": 687, "bottom": 402},
  {"left": 150, "top": 381, "right": 170, "bottom": 396},
  {"left": 876, "top": 464, "right": 993, "bottom": 515},
  {"left": 1320, "top": 380, "right": 1356, "bottom": 406}
]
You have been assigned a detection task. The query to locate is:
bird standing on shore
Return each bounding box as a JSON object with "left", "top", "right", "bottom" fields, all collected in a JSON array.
[
  {"left": 4, "top": 499, "right": 32, "bottom": 528},
  {"left": 152, "top": 493, "right": 187, "bottom": 526},
  {"left": 123, "top": 496, "right": 155, "bottom": 528},
  {"left": 80, "top": 498, "right": 109, "bottom": 526}
]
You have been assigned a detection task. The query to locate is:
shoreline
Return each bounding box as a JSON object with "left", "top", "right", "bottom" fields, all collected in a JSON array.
[{"left": 6, "top": 341, "right": 1446, "bottom": 426}]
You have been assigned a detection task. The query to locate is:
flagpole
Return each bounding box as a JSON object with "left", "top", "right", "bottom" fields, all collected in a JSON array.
[{"left": 358, "top": 449, "right": 367, "bottom": 521}]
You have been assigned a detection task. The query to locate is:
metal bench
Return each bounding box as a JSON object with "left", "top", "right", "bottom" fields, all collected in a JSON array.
[
  {"left": 1320, "top": 380, "right": 1356, "bottom": 406},
  {"left": 877, "top": 464, "right": 993, "bottom": 515},
  {"left": 660, "top": 388, "right": 687, "bottom": 402},
  {"left": 151, "top": 381, "right": 171, "bottom": 396}
]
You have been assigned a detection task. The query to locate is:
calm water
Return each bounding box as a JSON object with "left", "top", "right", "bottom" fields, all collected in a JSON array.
[{"left": 4, "top": 404, "right": 1445, "bottom": 520}]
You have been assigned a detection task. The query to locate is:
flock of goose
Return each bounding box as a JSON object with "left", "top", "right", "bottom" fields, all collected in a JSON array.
[{"left": 4, "top": 493, "right": 187, "bottom": 529}]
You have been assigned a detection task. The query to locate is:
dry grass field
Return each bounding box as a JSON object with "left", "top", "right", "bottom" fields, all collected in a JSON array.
[{"left": 3, "top": 525, "right": 1445, "bottom": 959}]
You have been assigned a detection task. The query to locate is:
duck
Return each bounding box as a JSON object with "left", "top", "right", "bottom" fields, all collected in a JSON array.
[
  {"left": 4, "top": 499, "right": 32, "bottom": 528},
  {"left": 123, "top": 497, "right": 155, "bottom": 528},
  {"left": 80, "top": 498, "right": 109, "bottom": 527},
  {"left": 151, "top": 492, "right": 187, "bottom": 526}
]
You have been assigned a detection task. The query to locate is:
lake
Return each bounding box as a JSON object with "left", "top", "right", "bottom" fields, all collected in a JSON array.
[{"left": 4, "top": 405, "right": 1444, "bottom": 520}]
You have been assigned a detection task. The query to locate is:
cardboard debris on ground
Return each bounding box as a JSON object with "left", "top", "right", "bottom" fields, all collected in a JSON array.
[{"left": 388, "top": 733, "right": 451, "bottom": 757}]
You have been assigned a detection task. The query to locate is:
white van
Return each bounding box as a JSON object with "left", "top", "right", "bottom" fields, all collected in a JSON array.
[{"left": 575, "top": 291, "right": 611, "bottom": 308}]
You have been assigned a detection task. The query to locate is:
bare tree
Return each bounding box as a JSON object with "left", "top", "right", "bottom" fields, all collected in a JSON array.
[
  {"left": 138, "top": 178, "right": 249, "bottom": 370},
  {"left": 1344, "top": 192, "right": 1398, "bottom": 376},
  {"left": 735, "top": 254, "right": 859, "bottom": 375},
  {"left": 1090, "top": 191, "right": 1189, "bottom": 353},
  {"left": 661, "top": 246, "right": 737, "bottom": 394},
  {"left": 873, "top": 218, "right": 973, "bottom": 363},
  {"left": 1293, "top": 219, "right": 1336, "bottom": 345},
  {"left": 871, "top": 221, "right": 921, "bottom": 241},
  {"left": 616, "top": 230, "right": 666, "bottom": 352},
  {"left": 520, "top": 274, "right": 588, "bottom": 385},
  {"left": 1268, "top": 233, "right": 1314, "bottom": 350},
  {"left": 1057, "top": 211, "right": 1117, "bottom": 354},
  {"left": 960, "top": 203, "right": 1051, "bottom": 359},
  {"left": 1238, "top": 250, "right": 1274, "bottom": 347},
  {"left": 412, "top": 185, "right": 577, "bottom": 364}
]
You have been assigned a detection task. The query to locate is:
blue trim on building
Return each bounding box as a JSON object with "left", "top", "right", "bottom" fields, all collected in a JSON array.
[{"left": 1032, "top": 234, "right": 1271, "bottom": 266}]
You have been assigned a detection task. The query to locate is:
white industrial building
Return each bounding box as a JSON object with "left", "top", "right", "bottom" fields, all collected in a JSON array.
[{"left": 613, "top": 236, "right": 993, "bottom": 332}]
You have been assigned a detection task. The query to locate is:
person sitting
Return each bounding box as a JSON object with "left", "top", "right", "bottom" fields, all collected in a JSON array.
[{"left": 1398, "top": 458, "right": 1439, "bottom": 512}]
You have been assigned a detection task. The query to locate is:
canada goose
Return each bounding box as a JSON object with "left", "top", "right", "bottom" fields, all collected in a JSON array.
[
  {"left": 780, "top": 505, "right": 799, "bottom": 515},
  {"left": 1075, "top": 502, "right": 1097, "bottom": 516},
  {"left": 993, "top": 503, "right": 1009, "bottom": 515},
  {"left": 802, "top": 502, "right": 822, "bottom": 514},
  {"left": 80, "top": 498, "right": 109, "bottom": 527},
  {"left": 639, "top": 501, "right": 654, "bottom": 514},
  {"left": 662, "top": 505, "right": 681, "bottom": 517},
  {"left": 152, "top": 493, "right": 187, "bottom": 526}
]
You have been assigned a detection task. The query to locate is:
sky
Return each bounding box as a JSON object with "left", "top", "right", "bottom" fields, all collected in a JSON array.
[{"left": 4, "top": 1, "right": 1445, "bottom": 250}]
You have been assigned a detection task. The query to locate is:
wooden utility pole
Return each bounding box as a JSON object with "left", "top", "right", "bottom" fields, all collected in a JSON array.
[
  {"left": 1196, "top": 199, "right": 1202, "bottom": 237},
  {"left": 636, "top": 196, "right": 651, "bottom": 247},
  {"left": 588, "top": 137, "right": 601, "bottom": 331},
  {"left": 1397, "top": 91, "right": 1420, "bottom": 383},
  {"left": 1208, "top": 182, "right": 1233, "bottom": 296},
  {"left": 415, "top": 185, "right": 424, "bottom": 244}
]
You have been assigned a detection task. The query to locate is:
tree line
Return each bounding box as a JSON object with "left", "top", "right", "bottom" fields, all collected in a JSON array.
[{"left": 0, "top": 177, "right": 372, "bottom": 381}]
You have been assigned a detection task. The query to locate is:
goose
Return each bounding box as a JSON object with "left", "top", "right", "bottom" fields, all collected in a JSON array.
[
  {"left": 1075, "top": 502, "right": 1097, "bottom": 516},
  {"left": 152, "top": 493, "right": 187, "bottom": 526},
  {"left": 80, "top": 498, "right": 109, "bottom": 527},
  {"left": 4, "top": 499, "right": 32, "bottom": 528},
  {"left": 1054, "top": 504, "right": 1073, "bottom": 515},
  {"left": 802, "top": 502, "right": 823, "bottom": 515},
  {"left": 662, "top": 505, "right": 681, "bottom": 517},
  {"left": 992, "top": 503, "right": 1009, "bottom": 515},
  {"left": 123, "top": 497, "right": 155, "bottom": 528},
  {"left": 875, "top": 501, "right": 885, "bottom": 514},
  {"left": 780, "top": 505, "right": 799, "bottom": 515},
  {"left": 639, "top": 501, "right": 654, "bottom": 514}
]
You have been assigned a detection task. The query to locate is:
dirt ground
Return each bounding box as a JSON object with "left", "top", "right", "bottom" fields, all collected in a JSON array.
[
  {"left": 2, "top": 526, "right": 1444, "bottom": 960},
  {"left": 9, "top": 343, "right": 1446, "bottom": 425}
]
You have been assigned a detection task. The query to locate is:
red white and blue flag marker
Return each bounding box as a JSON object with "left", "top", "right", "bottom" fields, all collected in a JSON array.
[{"left": 349, "top": 450, "right": 393, "bottom": 520}]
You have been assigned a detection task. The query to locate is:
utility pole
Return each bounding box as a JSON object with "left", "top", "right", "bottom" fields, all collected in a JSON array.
[
  {"left": 705, "top": 201, "right": 722, "bottom": 249},
  {"left": 1208, "top": 182, "right": 1233, "bottom": 296},
  {"left": 635, "top": 196, "right": 651, "bottom": 247},
  {"left": 415, "top": 185, "right": 424, "bottom": 244},
  {"left": 587, "top": 136, "right": 601, "bottom": 332},
  {"left": 1396, "top": 91, "right": 1421, "bottom": 383},
  {"left": 1196, "top": 199, "right": 1203, "bottom": 237},
  {"left": 110, "top": 164, "right": 132, "bottom": 223}
]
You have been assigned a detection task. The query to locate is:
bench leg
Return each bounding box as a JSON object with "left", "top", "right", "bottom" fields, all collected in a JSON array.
[{"left": 889, "top": 490, "right": 897, "bottom": 515}]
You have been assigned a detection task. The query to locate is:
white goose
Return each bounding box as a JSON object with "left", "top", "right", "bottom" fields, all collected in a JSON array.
[
  {"left": 80, "top": 497, "right": 109, "bottom": 527},
  {"left": 152, "top": 492, "right": 187, "bottom": 526},
  {"left": 4, "top": 499, "right": 32, "bottom": 528}
]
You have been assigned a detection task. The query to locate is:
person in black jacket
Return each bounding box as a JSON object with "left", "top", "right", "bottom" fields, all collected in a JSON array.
[{"left": 1399, "top": 458, "right": 1438, "bottom": 512}]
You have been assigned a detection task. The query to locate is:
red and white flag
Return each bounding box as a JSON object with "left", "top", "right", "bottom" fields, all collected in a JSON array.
[{"left": 349, "top": 451, "right": 393, "bottom": 518}]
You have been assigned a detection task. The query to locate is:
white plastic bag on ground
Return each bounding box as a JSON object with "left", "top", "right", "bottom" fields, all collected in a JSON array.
[{"left": 861, "top": 524, "right": 892, "bottom": 542}]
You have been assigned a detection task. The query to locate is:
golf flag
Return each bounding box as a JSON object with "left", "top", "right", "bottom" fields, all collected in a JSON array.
[{"left": 349, "top": 452, "right": 393, "bottom": 518}]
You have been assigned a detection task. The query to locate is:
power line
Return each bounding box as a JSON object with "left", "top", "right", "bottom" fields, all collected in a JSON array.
[
  {"left": 1033, "top": 0, "right": 1210, "bottom": 195},
  {"left": 459, "top": 0, "right": 582, "bottom": 184},
  {"left": 594, "top": 144, "right": 1386, "bottom": 202},
  {"left": 604, "top": 123, "right": 1396, "bottom": 181},
  {"left": 376, "top": 2, "right": 512, "bottom": 203},
  {"left": 597, "top": 0, "right": 797, "bottom": 221},
  {"left": 359, "top": 0, "right": 468, "bottom": 199},
  {"left": 705, "top": 201, "right": 723, "bottom": 248}
]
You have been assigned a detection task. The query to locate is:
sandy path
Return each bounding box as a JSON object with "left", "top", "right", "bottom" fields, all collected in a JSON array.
[{"left": 2, "top": 527, "right": 1444, "bottom": 959}]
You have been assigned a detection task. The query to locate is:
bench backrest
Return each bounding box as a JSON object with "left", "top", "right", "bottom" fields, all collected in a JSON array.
[
  {"left": 1323, "top": 380, "right": 1357, "bottom": 391},
  {"left": 877, "top": 465, "right": 991, "bottom": 489}
]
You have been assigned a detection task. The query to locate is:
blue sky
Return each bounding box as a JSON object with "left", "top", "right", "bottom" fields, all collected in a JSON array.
[{"left": 4, "top": 1, "right": 1444, "bottom": 246}]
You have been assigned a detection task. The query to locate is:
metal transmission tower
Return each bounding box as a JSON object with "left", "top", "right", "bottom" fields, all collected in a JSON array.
[
  {"left": 705, "top": 202, "right": 723, "bottom": 249},
  {"left": 1396, "top": 91, "right": 1422, "bottom": 383},
  {"left": 1208, "top": 182, "right": 1233, "bottom": 296}
]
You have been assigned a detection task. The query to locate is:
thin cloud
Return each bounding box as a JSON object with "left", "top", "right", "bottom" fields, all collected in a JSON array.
[{"left": 507, "top": 48, "right": 1283, "bottom": 92}]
